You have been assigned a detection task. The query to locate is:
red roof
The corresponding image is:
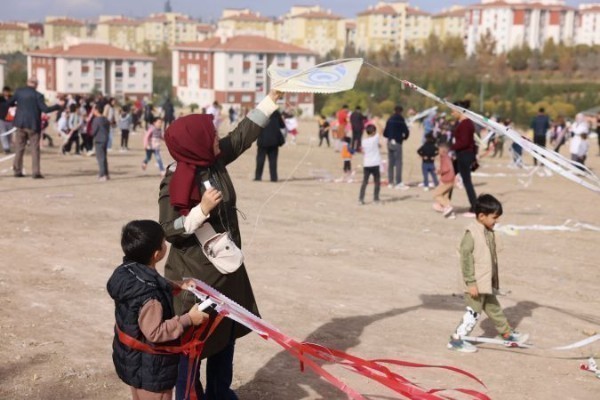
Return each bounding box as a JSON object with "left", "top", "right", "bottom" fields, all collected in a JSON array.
[
  {"left": 28, "top": 23, "right": 44, "bottom": 36},
  {"left": 291, "top": 10, "right": 343, "bottom": 20},
  {"left": 197, "top": 24, "right": 215, "bottom": 33},
  {"left": 46, "top": 18, "right": 85, "bottom": 26},
  {"left": 221, "top": 12, "right": 271, "bottom": 23},
  {"left": 358, "top": 5, "right": 399, "bottom": 17},
  {"left": 434, "top": 9, "right": 467, "bottom": 18},
  {"left": 407, "top": 7, "right": 431, "bottom": 17},
  {"left": 0, "top": 23, "right": 27, "bottom": 31},
  {"left": 101, "top": 18, "right": 140, "bottom": 27},
  {"left": 580, "top": 6, "right": 600, "bottom": 13},
  {"left": 470, "top": 1, "right": 575, "bottom": 11},
  {"left": 28, "top": 43, "right": 154, "bottom": 61},
  {"left": 174, "top": 35, "right": 315, "bottom": 55}
]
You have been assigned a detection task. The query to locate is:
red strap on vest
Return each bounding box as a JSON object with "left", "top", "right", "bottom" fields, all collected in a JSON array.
[{"left": 115, "top": 314, "right": 224, "bottom": 400}]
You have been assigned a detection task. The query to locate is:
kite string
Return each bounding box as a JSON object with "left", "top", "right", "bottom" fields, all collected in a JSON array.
[
  {"left": 363, "top": 61, "right": 600, "bottom": 193},
  {"left": 246, "top": 139, "right": 315, "bottom": 249}
]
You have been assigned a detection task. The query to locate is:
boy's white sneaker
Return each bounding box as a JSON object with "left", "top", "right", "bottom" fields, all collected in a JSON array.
[
  {"left": 394, "top": 183, "right": 409, "bottom": 190},
  {"left": 447, "top": 338, "right": 478, "bottom": 353}
]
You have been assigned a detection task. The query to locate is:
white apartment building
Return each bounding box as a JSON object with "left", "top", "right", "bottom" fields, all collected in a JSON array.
[
  {"left": 466, "top": 0, "right": 576, "bottom": 55},
  {"left": 432, "top": 7, "right": 466, "bottom": 41},
  {"left": 405, "top": 7, "right": 432, "bottom": 51},
  {"left": 576, "top": 4, "right": 600, "bottom": 45},
  {"left": 356, "top": 2, "right": 407, "bottom": 56},
  {"left": 27, "top": 41, "right": 154, "bottom": 101},
  {"left": 172, "top": 35, "right": 316, "bottom": 116}
]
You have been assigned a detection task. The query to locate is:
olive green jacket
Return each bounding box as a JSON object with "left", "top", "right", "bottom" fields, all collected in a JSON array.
[{"left": 159, "top": 111, "right": 271, "bottom": 359}]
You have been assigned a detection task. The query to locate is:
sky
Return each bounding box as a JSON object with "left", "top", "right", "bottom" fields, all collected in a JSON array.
[{"left": 3, "top": 0, "right": 588, "bottom": 23}]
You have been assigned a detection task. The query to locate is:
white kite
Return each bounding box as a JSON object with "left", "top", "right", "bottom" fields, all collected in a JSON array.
[{"left": 269, "top": 58, "right": 363, "bottom": 94}]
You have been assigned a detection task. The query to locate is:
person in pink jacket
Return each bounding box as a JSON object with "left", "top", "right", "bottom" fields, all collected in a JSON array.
[
  {"left": 432, "top": 141, "right": 456, "bottom": 219},
  {"left": 142, "top": 117, "right": 166, "bottom": 176}
]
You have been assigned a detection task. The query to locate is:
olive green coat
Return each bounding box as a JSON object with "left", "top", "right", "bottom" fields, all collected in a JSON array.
[{"left": 159, "top": 117, "right": 263, "bottom": 359}]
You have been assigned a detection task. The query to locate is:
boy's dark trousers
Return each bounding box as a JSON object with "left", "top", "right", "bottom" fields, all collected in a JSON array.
[
  {"left": 121, "top": 129, "right": 130, "bottom": 148},
  {"left": 63, "top": 133, "right": 80, "bottom": 154},
  {"left": 95, "top": 141, "right": 109, "bottom": 177},
  {"left": 359, "top": 166, "right": 380, "bottom": 202},
  {"left": 175, "top": 338, "right": 238, "bottom": 400},
  {"left": 455, "top": 150, "right": 477, "bottom": 212},
  {"left": 255, "top": 146, "right": 278, "bottom": 182}
]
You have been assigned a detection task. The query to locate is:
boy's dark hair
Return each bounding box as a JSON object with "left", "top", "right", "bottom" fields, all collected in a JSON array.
[
  {"left": 394, "top": 105, "right": 403, "bottom": 114},
  {"left": 539, "top": 107, "right": 545, "bottom": 113},
  {"left": 121, "top": 220, "right": 165, "bottom": 265},
  {"left": 94, "top": 103, "right": 105, "bottom": 114},
  {"left": 2, "top": 86, "right": 11, "bottom": 92},
  {"left": 425, "top": 133, "right": 434, "bottom": 142},
  {"left": 474, "top": 194, "right": 503, "bottom": 217},
  {"left": 69, "top": 104, "right": 77, "bottom": 113},
  {"left": 366, "top": 124, "right": 376, "bottom": 134}
]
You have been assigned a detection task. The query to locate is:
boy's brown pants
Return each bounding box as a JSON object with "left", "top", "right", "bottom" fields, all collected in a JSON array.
[{"left": 464, "top": 293, "right": 511, "bottom": 336}]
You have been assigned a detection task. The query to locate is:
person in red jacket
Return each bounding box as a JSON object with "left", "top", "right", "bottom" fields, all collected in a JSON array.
[{"left": 451, "top": 100, "right": 477, "bottom": 217}]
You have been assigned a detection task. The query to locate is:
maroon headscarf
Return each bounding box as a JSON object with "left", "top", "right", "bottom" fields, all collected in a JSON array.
[{"left": 164, "top": 114, "right": 217, "bottom": 216}]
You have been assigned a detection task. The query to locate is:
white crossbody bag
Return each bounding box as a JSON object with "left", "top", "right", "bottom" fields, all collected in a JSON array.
[{"left": 194, "top": 223, "right": 244, "bottom": 274}]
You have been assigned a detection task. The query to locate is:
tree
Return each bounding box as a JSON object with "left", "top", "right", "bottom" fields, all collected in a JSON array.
[
  {"left": 507, "top": 44, "right": 531, "bottom": 71},
  {"left": 475, "top": 29, "right": 497, "bottom": 60}
]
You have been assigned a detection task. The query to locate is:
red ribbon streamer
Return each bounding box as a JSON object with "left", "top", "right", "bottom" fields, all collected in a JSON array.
[{"left": 189, "top": 280, "right": 491, "bottom": 400}]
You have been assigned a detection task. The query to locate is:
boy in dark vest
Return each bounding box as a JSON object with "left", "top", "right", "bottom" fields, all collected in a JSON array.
[
  {"left": 447, "top": 194, "right": 527, "bottom": 353},
  {"left": 108, "top": 220, "right": 207, "bottom": 399}
]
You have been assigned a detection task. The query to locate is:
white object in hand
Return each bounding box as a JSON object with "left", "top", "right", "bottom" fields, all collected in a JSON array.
[{"left": 203, "top": 180, "right": 212, "bottom": 189}]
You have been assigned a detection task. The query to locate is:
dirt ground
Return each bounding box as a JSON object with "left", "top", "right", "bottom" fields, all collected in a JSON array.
[{"left": 0, "top": 118, "right": 598, "bottom": 400}]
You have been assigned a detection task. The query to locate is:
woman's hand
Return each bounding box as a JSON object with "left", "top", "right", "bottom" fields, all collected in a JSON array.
[
  {"left": 200, "top": 188, "right": 223, "bottom": 215},
  {"left": 268, "top": 89, "right": 283, "bottom": 103},
  {"left": 188, "top": 306, "right": 209, "bottom": 326}
]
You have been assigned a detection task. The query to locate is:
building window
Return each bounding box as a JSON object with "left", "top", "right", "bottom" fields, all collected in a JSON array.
[
  {"left": 228, "top": 67, "right": 234, "bottom": 74},
  {"left": 116, "top": 71, "right": 123, "bottom": 78},
  {"left": 229, "top": 81, "right": 233, "bottom": 88},
  {"left": 241, "top": 95, "right": 252, "bottom": 102},
  {"left": 242, "top": 81, "right": 250, "bottom": 88},
  {"left": 195, "top": 53, "right": 200, "bottom": 60},
  {"left": 228, "top": 95, "right": 235, "bottom": 102}
]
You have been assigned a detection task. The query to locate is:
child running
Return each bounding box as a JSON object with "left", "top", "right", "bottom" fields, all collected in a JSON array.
[
  {"left": 359, "top": 124, "right": 381, "bottom": 205},
  {"left": 107, "top": 220, "right": 207, "bottom": 400},
  {"left": 447, "top": 194, "right": 526, "bottom": 353},
  {"left": 432, "top": 141, "right": 455, "bottom": 218},
  {"left": 142, "top": 117, "right": 166, "bottom": 176}
]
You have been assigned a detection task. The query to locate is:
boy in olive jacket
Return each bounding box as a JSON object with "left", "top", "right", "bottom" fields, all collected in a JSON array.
[{"left": 447, "top": 194, "right": 526, "bottom": 353}]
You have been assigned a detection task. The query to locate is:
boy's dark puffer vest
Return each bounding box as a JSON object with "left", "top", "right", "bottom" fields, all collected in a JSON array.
[{"left": 107, "top": 261, "right": 180, "bottom": 392}]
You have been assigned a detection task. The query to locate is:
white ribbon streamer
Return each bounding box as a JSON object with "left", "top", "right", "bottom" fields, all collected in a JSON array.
[
  {"left": 407, "top": 106, "right": 437, "bottom": 125},
  {"left": 496, "top": 219, "right": 600, "bottom": 235},
  {"left": 0, "top": 127, "right": 16, "bottom": 137}
]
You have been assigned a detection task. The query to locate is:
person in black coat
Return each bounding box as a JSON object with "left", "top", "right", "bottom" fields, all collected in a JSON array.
[
  {"left": 350, "top": 105, "right": 366, "bottom": 152},
  {"left": 9, "top": 77, "right": 63, "bottom": 178},
  {"left": 163, "top": 98, "right": 175, "bottom": 129},
  {"left": 255, "top": 110, "right": 285, "bottom": 182}
]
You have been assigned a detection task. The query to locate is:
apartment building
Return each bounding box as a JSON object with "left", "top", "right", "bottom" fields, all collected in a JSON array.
[
  {"left": 96, "top": 17, "right": 142, "bottom": 52},
  {"left": 280, "top": 6, "right": 347, "bottom": 57},
  {"left": 465, "top": 0, "right": 576, "bottom": 55},
  {"left": 356, "top": 2, "right": 407, "bottom": 56},
  {"left": 405, "top": 7, "right": 432, "bottom": 51},
  {"left": 217, "top": 9, "right": 276, "bottom": 39},
  {"left": 0, "top": 23, "right": 29, "bottom": 54},
  {"left": 44, "top": 17, "right": 88, "bottom": 48},
  {"left": 27, "top": 40, "right": 154, "bottom": 101},
  {"left": 576, "top": 4, "right": 600, "bottom": 45},
  {"left": 139, "top": 12, "right": 199, "bottom": 52},
  {"left": 197, "top": 24, "right": 215, "bottom": 41},
  {"left": 28, "top": 24, "right": 45, "bottom": 50},
  {"left": 172, "top": 35, "right": 316, "bottom": 116},
  {"left": 432, "top": 7, "right": 466, "bottom": 41}
]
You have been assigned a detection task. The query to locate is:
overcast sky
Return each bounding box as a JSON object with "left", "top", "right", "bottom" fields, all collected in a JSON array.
[{"left": 3, "top": 0, "right": 587, "bottom": 22}]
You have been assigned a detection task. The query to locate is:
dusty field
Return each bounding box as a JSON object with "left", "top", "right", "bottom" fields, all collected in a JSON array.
[{"left": 0, "top": 118, "right": 598, "bottom": 400}]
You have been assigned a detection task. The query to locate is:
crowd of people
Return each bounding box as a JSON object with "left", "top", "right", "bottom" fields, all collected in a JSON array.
[{"left": 309, "top": 101, "right": 600, "bottom": 218}]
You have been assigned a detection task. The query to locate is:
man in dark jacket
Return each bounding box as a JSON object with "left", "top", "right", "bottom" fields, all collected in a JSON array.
[
  {"left": 530, "top": 107, "right": 550, "bottom": 166},
  {"left": 9, "top": 77, "right": 63, "bottom": 178},
  {"left": 163, "top": 98, "right": 175, "bottom": 129},
  {"left": 255, "top": 110, "right": 285, "bottom": 182},
  {"left": 383, "top": 105, "right": 410, "bottom": 189},
  {"left": 350, "top": 105, "right": 366, "bottom": 152},
  {"left": 92, "top": 104, "right": 111, "bottom": 181}
]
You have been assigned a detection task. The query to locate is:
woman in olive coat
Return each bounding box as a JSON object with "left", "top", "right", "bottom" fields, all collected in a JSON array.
[{"left": 159, "top": 90, "right": 282, "bottom": 399}]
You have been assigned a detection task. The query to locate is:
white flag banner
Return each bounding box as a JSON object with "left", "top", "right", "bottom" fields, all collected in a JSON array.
[{"left": 269, "top": 58, "right": 363, "bottom": 94}]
